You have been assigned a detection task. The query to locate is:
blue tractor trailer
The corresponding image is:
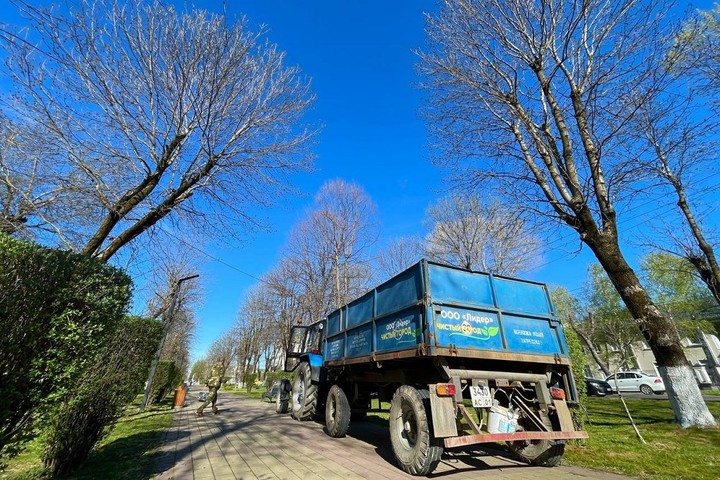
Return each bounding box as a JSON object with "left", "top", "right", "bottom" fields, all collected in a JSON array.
[{"left": 277, "top": 260, "right": 587, "bottom": 476}]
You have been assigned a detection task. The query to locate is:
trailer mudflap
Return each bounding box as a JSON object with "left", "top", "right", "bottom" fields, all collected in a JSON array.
[
  {"left": 443, "top": 430, "right": 589, "bottom": 448},
  {"left": 429, "top": 385, "right": 458, "bottom": 437}
]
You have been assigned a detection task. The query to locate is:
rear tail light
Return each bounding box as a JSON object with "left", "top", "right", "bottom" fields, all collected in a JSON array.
[
  {"left": 550, "top": 387, "right": 566, "bottom": 400},
  {"left": 436, "top": 383, "right": 456, "bottom": 396},
  {"left": 654, "top": 378, "right": 662, "bottom": 384}
]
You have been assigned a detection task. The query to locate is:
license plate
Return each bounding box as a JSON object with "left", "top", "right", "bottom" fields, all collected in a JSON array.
[{"left": 469, "top": 385, "right": 492, "bottom": 408}]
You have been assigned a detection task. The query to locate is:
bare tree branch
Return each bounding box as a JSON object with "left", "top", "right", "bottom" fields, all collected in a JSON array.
[{"left": 0, "top": 0, "right": 315, "bottom": 262}]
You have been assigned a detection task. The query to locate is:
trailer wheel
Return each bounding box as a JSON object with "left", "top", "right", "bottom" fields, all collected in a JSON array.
[
  {"left": 275, "top": 379, "right": 291, "bottom": 414},
  {"left": 509, "top": 414, "right": 565, "bottom": 467},
  {"left": 510, "top": 439, "right": 565, "bottom": 467},
  {"left": 389, "top": 385, "right": 443, "bottom": 476},
  {"left": 291, "top": 362, "right": 318, "bottom": 421},
  {"left": 325, "top": 385, "right": 351, "bottom": 437}
]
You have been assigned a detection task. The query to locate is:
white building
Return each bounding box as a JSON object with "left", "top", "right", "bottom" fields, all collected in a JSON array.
[{"left": 586, "top": 331, "right": 720, "bottom": 388}]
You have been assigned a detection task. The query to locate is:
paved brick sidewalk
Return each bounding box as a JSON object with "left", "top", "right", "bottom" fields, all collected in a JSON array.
[{"left": 153, "top": 387, "right": 629, "bottom": 480}]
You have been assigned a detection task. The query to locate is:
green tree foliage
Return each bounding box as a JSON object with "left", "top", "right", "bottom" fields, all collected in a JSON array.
[
  {"left": 42, "top": 316, "right": 162, "bottom": 477},
  {"left": 243, "top": 372, "right": 258, "bottom": 393},
  {"left": 149, "top": 361, "right": 184, "bottom": 405},
  {"left": 585, "top": 264, "right": 641, "bottom": 368},
  {"left": 0, "top": 234, "right": 131, "bottom": 461},
  {"left": 190, "top": 359, "right": 210, "bottom": 384},
  {"left": 550, "top": 287, "right": 588, "bottom": 397},
  {"left": 641, "top": 253, "right": 717, "bottom": 337},
  {"left": 671, "top": 5, "right": 720, "bottom": 107},
  {"left": 565, "top": 328, "right": 587, "bottom": 399},
  {"left": 263, "top": 371, "right": 293, "bottom": 386}
]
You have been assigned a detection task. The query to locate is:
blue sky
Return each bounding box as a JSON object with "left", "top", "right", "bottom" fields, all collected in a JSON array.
[
  {"left": 183, "top": 0, "right": 452, "bottom": 360},
  {"left": 180, "top": 0, "right": 593, "bottom": 360},
  {"left": 171, "top": 0, "right": 718, "bottom": 361},
  {"left": 2, "top": 0, "right": 716, "bottom": 361}
]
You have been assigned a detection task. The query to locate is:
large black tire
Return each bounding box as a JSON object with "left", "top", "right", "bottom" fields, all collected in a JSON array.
[
  {"left": 325, "top": 384, "right": 351, "bottom": 437},
  {"left": 510, "top": 440, "right": 565, "bottom": 467},
  {"left": 275, "top": 379, "right": 291, "bottom": 414},
  {"left": 639, "top": 384, "right": 653, "bottom": 395},
  {"left": 389, "top": 385, "right": 443, "bottom": 476},
  {"left": 509, "top": 411, "right": 565, "bottom": 467},
  {"left": 291, "top": 362, "right": 318, "bottom": 421}
]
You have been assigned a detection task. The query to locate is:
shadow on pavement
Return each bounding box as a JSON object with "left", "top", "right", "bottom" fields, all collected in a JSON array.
[{"left": 342, "top": 417, "right": 531, "bottom": 477}]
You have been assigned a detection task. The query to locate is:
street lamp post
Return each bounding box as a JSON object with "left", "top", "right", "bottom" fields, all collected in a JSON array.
[{"left": 139, "top": 274, "right": 199, "bottom": 413}]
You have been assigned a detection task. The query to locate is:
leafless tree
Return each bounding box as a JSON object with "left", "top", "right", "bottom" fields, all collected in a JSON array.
[
  {"left": 232, "top": 287, "right": 276, "bottom": 383},
  {"left": 207, "top": 334, "right": 237, "bottom": 382},
  {"left": 284, "top": 217, "right": 337, "bottom": 323},
  {"left": 0, "top": 0, "right": 314, "bottom": 261},
  {"left": 264, "top": 261, "right": 309, "bottom": 353},
  {"left": 312, "top": 180, "right": 379, "bottom": 307},
  {"left": 421, "top": 0, "right": 715, "bottom": 426},
  {"left": 283, "top": 179, "right": 378, "bottom": 320},
  {"left": 424, "top": 194, "right": 541, "bottom": 275},
  {"left": 375, "top": 236, "right": 423, "bottom": 279},
  {"left": 622, "top": 26, "right": 720, "bottom": 305},
  {"left": 146, "top": 259, "right": 201, "bottom": 378}
]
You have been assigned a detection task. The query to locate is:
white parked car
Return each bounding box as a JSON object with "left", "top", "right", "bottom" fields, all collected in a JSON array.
[{"left": 605, "top": 371, "right": 665, "bottom": 395}]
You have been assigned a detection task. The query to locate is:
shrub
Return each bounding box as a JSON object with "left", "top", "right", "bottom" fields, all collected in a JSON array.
[
  {"left": 263, "top": 370, "right": 292, "bottom": 387},
  {"left": 243, "top": 372, "right": 258, "bottom": 393},
  {"left": 42, "top": 316, "right": 162, "bottom": 477},
  {"left": 566, "top": 327, "right": 587, "bottom": 400},
  {"left": 0, "top": 234, "right": 131, "bottom": 462},
  {"left": 149, "top": 361, "right": 184, "bottom": 405}
]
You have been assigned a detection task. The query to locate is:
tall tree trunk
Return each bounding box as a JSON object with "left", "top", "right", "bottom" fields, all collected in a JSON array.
[{"left": 586, "top": 232, "right": 716, "bottom": 427}]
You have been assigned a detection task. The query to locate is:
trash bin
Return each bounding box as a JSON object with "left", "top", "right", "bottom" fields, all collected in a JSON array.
[{"left": 173, "top": 383, "right": 188, "bottom": 409}]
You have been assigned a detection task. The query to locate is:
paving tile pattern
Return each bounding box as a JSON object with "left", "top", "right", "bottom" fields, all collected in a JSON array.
[{"left": 154, "top": 387, "right": 629, "bottom": 480}]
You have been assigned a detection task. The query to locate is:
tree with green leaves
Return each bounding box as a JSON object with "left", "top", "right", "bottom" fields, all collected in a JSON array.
[
  {"left": 584, "top": 265, "right": 643, "bottom": 372},
  {"left": 641, "top": 253, "right": 717, "bottom": 337},
  {"left": 551, "top": 286, "right": 610, "bottom": 378},
  {"left": 42, "top": 315, "right": 162, "bottom": 477}
]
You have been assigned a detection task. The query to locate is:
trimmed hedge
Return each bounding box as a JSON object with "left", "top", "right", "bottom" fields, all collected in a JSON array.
[
  {"left": 0, "top": 234, "right": 132, "bottom": 461},
  {"left": 42, "top": 316, "right": 162, "bottom": 477},
  {"left": 263, "top": 371, "right": 293, "bottom": 386},
  {"left": 149, "top": 361, "right": 184, "bottom": 405}
]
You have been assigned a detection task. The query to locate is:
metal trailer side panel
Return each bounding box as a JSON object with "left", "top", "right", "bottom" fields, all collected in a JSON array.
[
  {"left": 425, "top": 262, "right": 570, "bottom": 359},
  {"left": 323, "top": 260, "right": 571, "bottom": 364},
  {"left": 323, "top": 262, "right": 426, "bottom": 362}
]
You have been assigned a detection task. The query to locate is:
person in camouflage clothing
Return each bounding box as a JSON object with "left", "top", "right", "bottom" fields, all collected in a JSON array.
[{"left": 196, "top": 358, "right": 226, "bottom": 416}]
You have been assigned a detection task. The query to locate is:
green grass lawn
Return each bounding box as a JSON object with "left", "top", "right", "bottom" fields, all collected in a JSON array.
[
  {"left": 225, "top": 385, "right": 267, "bottom": 401},
  {"left": 1, "top": 397, "right": 174, "bottom": 480},
  {"left": 565, "top": 397, "right": 720, "bottom": 480}
]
